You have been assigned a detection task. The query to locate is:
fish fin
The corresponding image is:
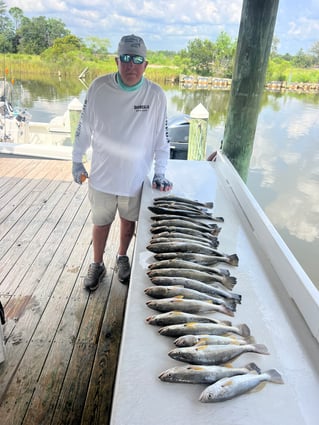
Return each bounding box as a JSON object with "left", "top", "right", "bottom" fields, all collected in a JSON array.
[
  {"left": 238, "top": 323, "right": 251, "bottom": 337},
  {"left": 228, "top": 337, "right": 246, "bottom": 345},
  {"left": 189, "top": 365, "right": 206, "bottom": 371},
  {"left": 245, "top": 335, "right": 255, "bottom": 344},
  {"left": 252, "top": 343, "right": 270, "bottom": 355},
  {"left": 265, "top": 369, "right": 284, "bottom": 384},
  {"left": 249, "top": 382, "right": 267, "bottom": 393},
  {"left": 245, "top": 362, "right": 261, "bottom": 374}
]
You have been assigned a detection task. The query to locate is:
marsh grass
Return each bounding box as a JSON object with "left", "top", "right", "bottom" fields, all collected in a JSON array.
[{"left": 2, "top": 53, "right": 319, "bottom": 85}]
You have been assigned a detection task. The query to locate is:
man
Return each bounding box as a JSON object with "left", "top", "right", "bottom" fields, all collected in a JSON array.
[{"left": 72, "top": 34, "right": 172, "bottom": 290}]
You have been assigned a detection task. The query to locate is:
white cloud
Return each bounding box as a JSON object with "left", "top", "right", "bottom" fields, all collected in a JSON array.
[
  {"left": 4, "top": 0, "right": 317, "bottom": 53},
  {"left": 249, "top": 99, "right": 319, "bottom": 243}
]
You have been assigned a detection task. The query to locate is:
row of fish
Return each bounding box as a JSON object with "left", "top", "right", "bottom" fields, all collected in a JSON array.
[{"left": 144, "top": 194, "right": 283, "bottom": 403}]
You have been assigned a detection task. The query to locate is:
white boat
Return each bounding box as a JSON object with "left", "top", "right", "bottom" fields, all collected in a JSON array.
[
  {"left": 110, "top": 155, "right": 319, "bottom": 425},
  {"left": 0, "top": 91, "right": 82, "bottom": 160}
]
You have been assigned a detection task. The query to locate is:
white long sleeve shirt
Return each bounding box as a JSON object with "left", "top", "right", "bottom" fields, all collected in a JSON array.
[{"left": 72, "top": 73, "right": 170, "bottom": 196}]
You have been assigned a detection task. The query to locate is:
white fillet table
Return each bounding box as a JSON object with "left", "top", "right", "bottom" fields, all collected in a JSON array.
[{"left": 110, "top": 155, "right": 319, "bottom": 425}]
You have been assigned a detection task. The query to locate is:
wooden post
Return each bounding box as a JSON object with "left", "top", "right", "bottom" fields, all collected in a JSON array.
[
  {"left": 222, "top": 0, "right": 279, "bottom": 180},
  {"left": 187, "top": 103, "right": 209, "bottom": 160},
  {"left": 68, "top": 98, "right": 83, "bottom": 143}
]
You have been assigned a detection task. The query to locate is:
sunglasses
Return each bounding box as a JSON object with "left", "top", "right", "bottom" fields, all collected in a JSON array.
[{"left": 119, "top": 54, "right": 145, "bottom": 64}]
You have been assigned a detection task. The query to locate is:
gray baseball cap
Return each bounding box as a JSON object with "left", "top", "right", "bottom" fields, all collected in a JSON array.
[{"left": 117, "top": 34, "right": 147, "bottom": 57}]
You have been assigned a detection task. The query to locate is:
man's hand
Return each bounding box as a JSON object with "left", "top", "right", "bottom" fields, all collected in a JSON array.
[
  {"left": 152, "top": 173, "right": 173, "bottom": 192},
  {"left": 72, "top": 162, "right": 88, "bottom": 184}
]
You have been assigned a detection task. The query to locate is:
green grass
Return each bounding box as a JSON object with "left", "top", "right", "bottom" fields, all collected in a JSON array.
[{"left": 2, "top": 53, "right": 319, "bottom": 84}]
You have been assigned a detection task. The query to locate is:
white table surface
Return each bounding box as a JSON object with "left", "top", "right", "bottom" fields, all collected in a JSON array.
[{"left": 110, "top": 159, "right": 319, "bottom": 425}]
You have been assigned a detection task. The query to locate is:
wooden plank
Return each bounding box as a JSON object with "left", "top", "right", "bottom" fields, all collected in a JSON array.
[
  {"left": 0, "top": 178, "right": 72, "bottom": 262},
  {"left": 80, "top": 272, "right": 129, "bottom": 425},
  {"left": 0, "top": 156, "right": 131, "bottom": 425},
  {"left": 14, "top": 221, "right": 95, "bottom": 425},
  {"left": 1, "top": 170, "right": 88, "bottom": 400},
  {"left": 0, "top": 181, "right": 84, "bottom": 295},
  {"left": 0, "top": 159, "right": 49, "bottom": 214},
  {"left": 0, "top": 157, "right": 38, "bottom": 193},
  {"left": 49, "top": 222, "right": 132, "bottom": 425},
  {"left": 0, "top": 188, "right": 90, "bottom": 401}
]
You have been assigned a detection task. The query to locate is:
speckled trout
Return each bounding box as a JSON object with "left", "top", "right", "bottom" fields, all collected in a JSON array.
[
  {"left": 150, "top": 276, "right": 241, "bottom": 304},
  {"left": 146, "top": 297, "right": 235, "bottom": 316},
  {"left": 199, "top": 369, "right": 284, "bottom": 402},
  {"left": 153, "top": 251, "right": 239, "bottom": 267},
  {"left": 147, "top": 268, "right": 236, "bottom": 290},
  {"left": 148, "top": 259, "right": 230, "bottom": 277},
  {"left": 159, "top": 322, "right": 250, "bottom": 338},
  {"left": 168, "top": 343, "right": 269, "bottom": 365},
  {"left": 159, "top": 362, "right": 260, "bottom": 384},
  {"left": 145, "top": 311, "right": 231, "bottom": 327},
  {"left": 144, "top": 286, "right": 237, "bottom": 312},
  {"left": 153, "top": 195, "right": 214, "bottom": 209},
  {"left": 174, "top": 334, "right": 250, "bottom": 347}
]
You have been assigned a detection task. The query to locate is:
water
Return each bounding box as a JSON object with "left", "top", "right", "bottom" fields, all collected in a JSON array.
[{"left": 6, "top": 78, "right": 319, "bottom": 288}]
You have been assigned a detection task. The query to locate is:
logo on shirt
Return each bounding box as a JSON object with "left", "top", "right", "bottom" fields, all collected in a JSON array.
[{"left": 134, "top": 104, "right": 150, "bottom": 112}]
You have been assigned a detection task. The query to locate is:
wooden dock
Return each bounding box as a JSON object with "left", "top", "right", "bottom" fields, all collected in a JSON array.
[{"left": 0, "top": 154, "right": 130, "bottom": 425}]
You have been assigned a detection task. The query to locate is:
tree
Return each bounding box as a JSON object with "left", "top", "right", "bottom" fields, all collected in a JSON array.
[
  {"left": 310, "top": 41, "right": 319, "bottom": 66},
  {"left": 9, "top": 6, "right": 23, "bottom": 31},
  {"left": 41, "top": 35, "right": 88, "bottom": 66},
  {"left": 292, "top": 48, "right": 314, "bottom": 68},
  {"left": 271, "top": 35, "right": 280, "bottom": 58},
  {"left": 213, "top": 31, "right": 236, "bottom": 77},
  {"left": 9, "top": 7, "right": 23, "bottom": 52},
  {"left": 17, "top": 15, "right": 70, "bottom": 54},
  {"left": 179, "top": 32, "right": 236, "bottom": 77},
  {"left": 84, "top": 36, "right": 110, "bottom": 57},
  {"left": 181, "top": 38, "right": 215, "bottom": 75},
  {"left": 0, "top": 0, "right": 14, "bottom": 52}
]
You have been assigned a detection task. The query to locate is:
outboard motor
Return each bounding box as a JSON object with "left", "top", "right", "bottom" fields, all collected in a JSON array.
[{"left": 167, "top": 114, "right": 190, "bottom": 159}]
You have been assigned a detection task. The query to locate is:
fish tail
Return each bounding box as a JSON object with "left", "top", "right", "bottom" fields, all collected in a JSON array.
[
  {"left": 228, "top": 254, "right": 239, "bottom": 266},
  {"left": 252, "top": 343, "right": 270, "bottom": 355},
  {"left": 212, "top": 216, "right": 224, "bottom": 222},
  {"left": 211, "top": 227, "right": 222, "bottom": 236},
  {"left": 238, "top": 323, "right": 251, "bottom": 337},
  {"left": 232, "top": 292, "right": 242, "bottom": 303},
  {"left": 245, "top": 362, "right": 261, "bottom": 374},
  {"left": 225, "top": 299, "right": 237, "bottom": 312},
  {"left": 220, "top": 304, "right": 235, "bottom": 317},
  {"left": 266, "top": 369, "right": 284, "bottom": 384},
  {"left": 219, "top": 275, "right": 237, "bottom": 290},
  {"left": 205, "top": 202, "right": 214, "bottom": 208},
  {"left": 218, "top": 268, "right": 230, "bottom": 277}
]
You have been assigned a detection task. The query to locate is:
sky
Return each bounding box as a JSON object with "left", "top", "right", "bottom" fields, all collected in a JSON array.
[{"left": 4, "top": 0, "right": 319, "bottom": 54}]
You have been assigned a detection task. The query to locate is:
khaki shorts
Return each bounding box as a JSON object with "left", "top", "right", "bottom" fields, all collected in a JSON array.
[{"left": 88, "top": 186, "right": 142, "bottom": 225}]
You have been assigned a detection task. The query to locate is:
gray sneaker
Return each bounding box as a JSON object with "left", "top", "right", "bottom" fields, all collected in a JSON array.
[
  {"left": 116, "top": 255, "right": 131, "bottom": 284},
  {"left": 84, "top": 263, "right": 106, "bottom": 291}
]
